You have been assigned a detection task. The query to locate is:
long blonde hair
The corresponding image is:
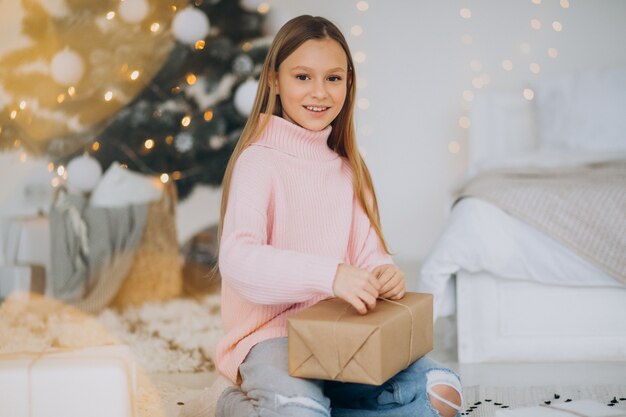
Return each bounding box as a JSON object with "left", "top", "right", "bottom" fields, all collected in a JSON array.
[{"left": 217, "top": 15, "right": 391, "bottom": 259}]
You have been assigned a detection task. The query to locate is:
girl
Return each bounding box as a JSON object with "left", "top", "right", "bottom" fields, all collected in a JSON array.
[{"left": 214, "top": 15, "right": 463, "bottom": 417}]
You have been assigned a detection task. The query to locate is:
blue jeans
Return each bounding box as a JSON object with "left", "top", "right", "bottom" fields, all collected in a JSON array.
[{"left": 216, "top": 337, "right": 462, "bottom": 417}]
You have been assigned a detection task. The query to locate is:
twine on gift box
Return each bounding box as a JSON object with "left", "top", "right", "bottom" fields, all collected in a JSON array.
[
  {"left": 331, "top": 297, "right": 414, "bottom": 380},
  {"left": 8, "top": 347, "right": 138, "bottom": 417}
]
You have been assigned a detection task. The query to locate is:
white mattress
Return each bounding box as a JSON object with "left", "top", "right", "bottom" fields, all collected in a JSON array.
[{"left": 417, "top": 197, "right": 624, "bottom": 319}]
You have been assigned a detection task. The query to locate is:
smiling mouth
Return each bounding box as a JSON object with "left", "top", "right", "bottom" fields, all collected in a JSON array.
[{"left": 303, "top": 105, "right": 330, "bottom": 112}]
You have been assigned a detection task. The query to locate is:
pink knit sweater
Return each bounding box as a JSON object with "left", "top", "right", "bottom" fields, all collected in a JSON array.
[{"left": 215, "top": 114, "right": 394, "bottom": 383}]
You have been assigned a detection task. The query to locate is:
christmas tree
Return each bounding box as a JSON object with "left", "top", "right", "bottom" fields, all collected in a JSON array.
[{"left": 0, "top": 0, "right": 271, "bottom": 199}]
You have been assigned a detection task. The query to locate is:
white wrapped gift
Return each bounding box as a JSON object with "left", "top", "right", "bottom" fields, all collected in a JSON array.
[
  {"left": 495, "top": 400, "right": 626, "bottom": 417},
  {"left": 0, "top": 345, "right": 137, "bottom": 417},
  {"left": 0, "top": 264, "right": 45, "bottom": 299}
]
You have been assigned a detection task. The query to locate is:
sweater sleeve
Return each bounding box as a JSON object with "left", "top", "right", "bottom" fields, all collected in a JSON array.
[
  {"left": 218, "top": 149, "right": 341, "bottom": 305},
  {"left": 348, "top": 192, "right": 395, "bottom": 272}
]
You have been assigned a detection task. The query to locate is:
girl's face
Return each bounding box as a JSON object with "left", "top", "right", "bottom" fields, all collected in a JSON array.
[{"left": 275, "top": 38, "right": 348, "bottom": 131}]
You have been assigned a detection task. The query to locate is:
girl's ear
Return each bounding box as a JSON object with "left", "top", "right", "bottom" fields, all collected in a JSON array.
[{"left": 269, "top": 72, "right": 279, "bottom": 95}]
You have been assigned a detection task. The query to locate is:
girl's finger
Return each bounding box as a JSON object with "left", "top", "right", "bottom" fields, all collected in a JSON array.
[
  {"left": 359, "top": 290, "right": 377, "bottom": 311},
  {"left": 348, "top": 295, "right": 368, "bottom": 315},
  {"left": 379, "top": 272, "right": 400, "bottom": 294}
]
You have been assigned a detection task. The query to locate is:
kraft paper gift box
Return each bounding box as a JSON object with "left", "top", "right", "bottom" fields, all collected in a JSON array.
[
  {"left": 495, "top": 400, "right": 626, "bottom": 417},
  {"left": 0, "top": 264, "right": 46, "bottom": 300},
  {"left": 0, "top": 345, "right": 137, "bottom": 417},
  {"left": 288, "top": 292, "right": 433, "bottom": 386}
]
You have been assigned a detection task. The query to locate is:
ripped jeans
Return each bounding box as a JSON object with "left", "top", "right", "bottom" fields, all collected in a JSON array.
[{"left": 216, "top": 337, "right": 462, "bottom": 417}]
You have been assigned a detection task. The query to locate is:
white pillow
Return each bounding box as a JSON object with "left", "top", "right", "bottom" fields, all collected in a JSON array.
[
  {"left": 90, "top": 162, "right": 163, "bottom": 208},
  {"left": 532, "top": 66, "right": 626, "bottom": 152}
]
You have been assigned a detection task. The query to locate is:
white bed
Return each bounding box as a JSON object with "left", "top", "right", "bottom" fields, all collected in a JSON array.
[{"left": 417, "top": 66, "right": 626, "bottom": 363}]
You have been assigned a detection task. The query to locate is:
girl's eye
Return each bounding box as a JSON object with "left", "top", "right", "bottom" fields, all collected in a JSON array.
[
  {"left": 328, "top": 76, "right": 342, "bottom": 82},
  {"left": 296, "top": 74, "right": 310, "bottom": 81}
]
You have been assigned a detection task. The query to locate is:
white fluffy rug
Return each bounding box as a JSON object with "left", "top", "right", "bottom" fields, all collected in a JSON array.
[{"left": 0, "top": 293, "right": 223, "bottom": 417}]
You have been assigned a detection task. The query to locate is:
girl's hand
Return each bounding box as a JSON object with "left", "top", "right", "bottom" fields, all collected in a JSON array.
[
  {"left": 332, "top": 263, "right": 381, "bottom": 315},
  {"left": 372, "top": 264, "right": 405, "bottom": 300}
]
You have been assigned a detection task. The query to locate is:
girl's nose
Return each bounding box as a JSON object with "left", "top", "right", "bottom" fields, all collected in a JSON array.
[{"left": 310, "top": 79, "right": 328, "bottom": 99}]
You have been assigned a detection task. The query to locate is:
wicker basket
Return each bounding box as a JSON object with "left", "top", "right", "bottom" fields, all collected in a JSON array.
[{"left": 109, "top": 182, "right": 183, "bottom": 308}]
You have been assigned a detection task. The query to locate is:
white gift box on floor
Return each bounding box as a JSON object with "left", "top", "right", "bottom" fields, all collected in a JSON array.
[
  {"left": 0, "top": 345, "right": 137, "bottom": 417},
  {"left": 495, "top": 400, "right": 626, "bottom": 417},
  {"left": 0, "top": 264, "right": 45, "bottom": 299}
]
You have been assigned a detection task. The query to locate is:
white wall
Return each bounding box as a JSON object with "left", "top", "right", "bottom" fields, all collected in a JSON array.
[
  {"left": 262, "top": 0, "right": 626, "bottom": 266},
  {"left": 2, "top": 1, "right": 626, "bottom": 267}
]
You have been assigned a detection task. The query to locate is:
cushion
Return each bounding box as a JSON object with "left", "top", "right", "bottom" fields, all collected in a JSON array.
[{"left": 532, "top": 66, "right": 626, "bottom": 152}]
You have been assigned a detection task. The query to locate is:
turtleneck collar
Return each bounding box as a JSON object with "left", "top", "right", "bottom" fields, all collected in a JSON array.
[{"left": 253, "top": 114, "right": 337, "bottom": 161}]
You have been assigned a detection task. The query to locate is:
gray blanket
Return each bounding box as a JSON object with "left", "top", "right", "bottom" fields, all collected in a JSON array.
[
  {"left": 456, "top": 159, "right": 626, "bottom": 284},
  {"left": 49, "top": 191, "right": 148, "bottom": 312}
]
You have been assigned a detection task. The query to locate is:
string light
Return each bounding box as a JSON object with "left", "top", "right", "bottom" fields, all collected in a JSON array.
[
  {"left": 459, "top": 117, "right": 471, "bottom": 129},
  {"left": 530, "top": 19, "right": 541, "bottom": 30},
  {"left": 520, "top": 42, "right": 531, "bottom": 54},
  {"left": 19, "top": 152, "right": 27, "bottom": 163},
  {"left": 459, "top": 8, "right": 472, "bottom": 19},
  {"left": 19, "top": 101, "right": 27, "bottom": 110},
  {"left": 57, "top": 94, "right": 65, "bottom": 103},
  {"left": 92, "top": 141, "right": 100, "bottom": 151},
  {"left": 529, "top": 63, "right": 541, "bottom": 74},
  {"left": 13, "top": 139, "right": 20, "bottom": 147},
  {"left": 160, "top": 173, "right": 170, "bottom": 183},
  {"left": 203, "top": 110, "right": 214, "bottom": 121},
  {"left": 186, "top": 73, "right": 197, "bottom": 85},
  {"left": 257, "top": 3, "right": 270, "bottom": 14},
  {"left": 181, "top": 116, "right": 191, "bottom": 127},
  {"left": 531, "top": 0, "right": 541, "bottom": 4},
  {"left": 106, "top": 11, "right": 115, "bottom": 20},
  {"left": 471, "top": 77, "right": 484, "bottom": 89},
  {"left": 172, "top": 171, "right": 182, "bottom": 180},
  {"left": 130, "top": 70, "right": 140, "bottom": 80},
  {"left": 242, "top": 42, "right": 252, "bottom": 51},
  {"left": 552, "top": 21, "right": 563, "bottom": 32},
  {"left": 356, "top": 1, "right": 369, "bottom": 11},
  {"left": 10, "top": 110, "right": 17, "bottom": 119},
  {"left": 104, "top": 91, "right": 114, "bottom": 101},
  {"left": 144, "top": 138, "right": 155, "bottom": 149},
  {"left": 548, "top": 47, "right": 559, "bottom": 58},
  {"left": 353, "top": 52, "right": 366, "bottom": 63},
  {"left": 523, "top": 88, "right": 535, "bottom": 100},
  {"left": 351, "top": 25, "right": 363, "bottom": 36},
  {"left": 48, "top": 162, "right": 54, "bottom": 172},
  {"left": 448, "top": 141, "right": 461, "bottom": 154},
  {"left": 461, "top": 34, "right": 473, "bottom": 45},
  {"left": 165, "top": 135, "right": 174, "bottom": 145},
  {"left": 470, "top": 60, "right": 482, "bottom": 71},
  {"left": 171, "top": 5, "right": 177, "bottom": 12},
  {"left": 195, "top": 40, "right": 205, "bottom": 50},
  {"left": 480, "top": 73, "right": 491, "bottom": 85},
  {"left": 150, "top": 22, "right": 160, "bottom": 32},
  {"left": 67, "top": 86, "right": 76, "bottom": 96},
  {"left": 462, "top": 90, "right": 474, "bottom": 102},
  {"left": 560, "top": 0, "right": 570, "bottom": 8},
  {"left": 502, "top": 60, "right": 513, "bottom": 71},
  {"left": 51, "top": 177, "right": 61, "bottom": 188},
  {"left": 57, "top": 165, "right": 65, "bottom": 176}
]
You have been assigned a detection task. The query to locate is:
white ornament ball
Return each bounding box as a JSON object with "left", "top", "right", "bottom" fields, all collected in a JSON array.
[
  {"left": 234, "top": 79, "right": 258, "bottom": 116},
  {"left": 66, "top": 154, "right": 103, "bottom": 193},
  {"left": 50, "top": 48, "right": 85, "bottom": 86},
  {"left": 172, "top": 7, "right": 210, "bottom": 45},
  {"left": 119, "top": 0, "right": 149, "bottom": 24}
]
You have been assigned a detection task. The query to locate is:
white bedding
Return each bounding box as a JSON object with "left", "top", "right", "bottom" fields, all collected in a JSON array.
[{"left": 417, "top": 196, "right": 625, "bottom": 320}]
